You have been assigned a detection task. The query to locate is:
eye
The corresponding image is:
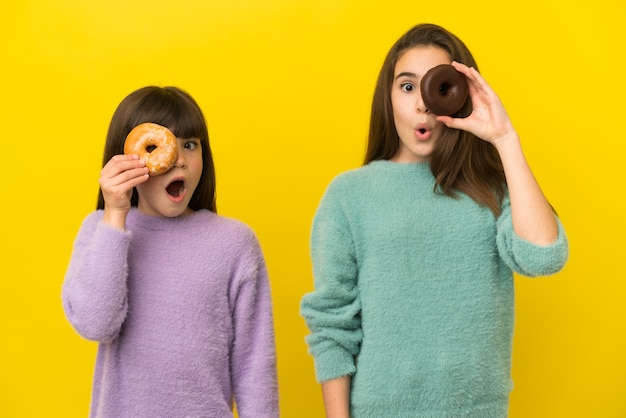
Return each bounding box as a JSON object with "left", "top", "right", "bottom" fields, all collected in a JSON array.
[
  {"left": 183, "top": 140, "right": 200, "bottom": 150},
  {"left": 400, "top": 82, "right": 415, "bottom": 92}
]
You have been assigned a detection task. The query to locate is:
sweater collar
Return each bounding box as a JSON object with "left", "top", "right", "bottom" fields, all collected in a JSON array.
[
  {"left": 368, "top": 159, "right": 432, "bottom": 174},
  {"left": 127, "top": 207, "right": 212, "bottom": 231}
]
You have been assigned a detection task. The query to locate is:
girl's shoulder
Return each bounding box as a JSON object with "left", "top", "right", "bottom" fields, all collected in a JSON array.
[
  {"left": 325, "top": 164, "right": 378, "bottom": 191},
  {"left": 197, "top": 210, "right": 262, "bottom": 250},
  {"left": 205, "top": 211, "right": 257, "bottom": 237}
]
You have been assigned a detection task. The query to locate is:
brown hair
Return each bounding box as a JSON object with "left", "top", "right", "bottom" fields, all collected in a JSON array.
[
  {"left": 365, "top": 23, "right": 506, "bottom": 216},
  {"left": 97, "top": 86, "right": 217, "bottom": 212}
]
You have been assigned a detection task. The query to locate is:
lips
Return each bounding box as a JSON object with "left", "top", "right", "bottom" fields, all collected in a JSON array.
[{"left": 414, "top": 125, "right": 432, "bottom": 141}]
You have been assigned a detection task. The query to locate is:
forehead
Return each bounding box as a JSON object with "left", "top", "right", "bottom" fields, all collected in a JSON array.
[{"left": 394, "top": 46, "right": 451, "bottom": 76}]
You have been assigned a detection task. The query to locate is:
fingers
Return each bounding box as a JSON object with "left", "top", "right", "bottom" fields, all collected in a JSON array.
[
  {"left": 444, "top": 62, "right": 515, "bottom": 144},
  {"left": 436, "top": 114, "right": 474, "bottom": 134},
  {"left": 450, "top": 62, "right": 506, "bottom": 112},
  {"left": 99, "top": 154, "right": 149, "bottom": 210},
  {"left": 451, "top": 61, "right": 494, "bottom": 97},
  {"left": 100, "top": 154, "right": 149, "bottom": 189},
  {"left": 101, "top": 154, "right": 147, "bottom": 181}
]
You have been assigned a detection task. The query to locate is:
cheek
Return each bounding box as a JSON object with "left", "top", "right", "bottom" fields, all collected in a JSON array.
[
  {"left": 135, "top": 177, "right": 158, "bottom": 196},
  {"left": 189, "top": 160, "right": 204, "bottom": 188},
  {"left": 390, "top": 103, "right": 403, "bottom": 124},
  {"left": 391, "top": 96, "right": 412, "bottom": 121},
  {"left": 192, "top": 158, "right": 203, "bottom": 178},
  {"left": 430, "top": 121, "right": 447, "bottom": 141},
  {"left": 433, "top": 120, "right": 445, "bottom": 132}
]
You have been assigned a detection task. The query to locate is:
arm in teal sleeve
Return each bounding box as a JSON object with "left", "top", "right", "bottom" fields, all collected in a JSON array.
[
  {"left": 496, "top": 200, "right": 569, "bottom": 277},
  {"left": 301, "top": 181, "right": 363, "bottom": 382}
]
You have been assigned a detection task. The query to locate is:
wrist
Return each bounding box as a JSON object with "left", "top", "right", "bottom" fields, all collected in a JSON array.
[
  {"left": 492, "top": 130, "right": 521, "bottom": 155},
  {"left": 102, "top": 207, "right": 129, "bottom": 230}
]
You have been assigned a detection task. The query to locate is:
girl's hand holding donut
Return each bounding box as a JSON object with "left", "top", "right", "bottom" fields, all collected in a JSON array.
[
  {"left": 437, "top": 61, "right": 517, "bottom": 149},
  {"left": 99, "top": 154, "right": 149, "bottom": 229},
  {"left": 441, "top": 62, "right": 558, "bottom": 245}
]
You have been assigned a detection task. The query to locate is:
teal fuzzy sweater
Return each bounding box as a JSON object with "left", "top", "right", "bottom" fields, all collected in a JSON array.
[{"left": 300, "top": 161, "right": 568, "bottom": 418}]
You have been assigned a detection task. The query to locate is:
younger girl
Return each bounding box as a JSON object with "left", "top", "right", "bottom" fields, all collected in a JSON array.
[
  {"left": 301, "top": 24, "right": 568, "bottom": 417},
  {"left": 62, "top": 86, "right": 278, "bottom": 417}
]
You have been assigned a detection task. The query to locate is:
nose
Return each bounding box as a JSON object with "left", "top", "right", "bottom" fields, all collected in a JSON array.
[
  {"left": 416, "top": 93, "right": 429, "bottom": 114},
  {"left": 173, "top": 141, "right": 187, "bottom": 168}
]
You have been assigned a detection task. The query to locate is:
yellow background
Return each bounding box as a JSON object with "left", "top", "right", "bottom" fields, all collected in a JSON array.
[{"left": 1, "top": 0, "right": 624, "bottom": 417}]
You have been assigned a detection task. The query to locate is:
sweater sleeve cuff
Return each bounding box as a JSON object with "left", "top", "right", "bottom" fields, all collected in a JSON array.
[
  {"left": 313, "top": 346, "right": 356, "bottom": 383},
  {"left": 509, "top": 218, "right": 569, "bottom": 276}
]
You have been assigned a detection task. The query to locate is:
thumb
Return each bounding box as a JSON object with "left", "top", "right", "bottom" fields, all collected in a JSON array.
[{"left": 436, "top": 115, "right": 467, "bottom": 131}]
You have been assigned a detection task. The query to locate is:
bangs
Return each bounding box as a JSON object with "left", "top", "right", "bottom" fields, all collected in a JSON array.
[{"left": 129, "top": 87, "right": 207, "bottom": 140}]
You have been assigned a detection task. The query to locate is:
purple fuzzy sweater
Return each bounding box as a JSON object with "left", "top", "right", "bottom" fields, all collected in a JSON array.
[{"left": 62, "top": 208, "right": 278, "bottom": 418}]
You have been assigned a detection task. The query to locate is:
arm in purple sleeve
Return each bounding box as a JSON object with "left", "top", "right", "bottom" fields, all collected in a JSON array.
[{"left": 62, "top": 213, "right": 130, "bottom": 342}]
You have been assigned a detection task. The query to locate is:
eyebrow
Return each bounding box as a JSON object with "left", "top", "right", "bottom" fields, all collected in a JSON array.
[{"left": 395, "top": 71, "right": 418, "bottom": 80}]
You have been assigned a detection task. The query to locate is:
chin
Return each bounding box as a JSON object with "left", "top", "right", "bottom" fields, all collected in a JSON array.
[{"left": 158, "top": 206, "right": 189, "bottom": 218}]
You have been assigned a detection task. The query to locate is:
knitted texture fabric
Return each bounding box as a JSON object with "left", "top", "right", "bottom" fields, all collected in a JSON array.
[
  {"left": 301, "top": 160, "right": 568, "bottom": 418},
  {"left": 63, "top": 209, "right": 278, "bottom": 418}
]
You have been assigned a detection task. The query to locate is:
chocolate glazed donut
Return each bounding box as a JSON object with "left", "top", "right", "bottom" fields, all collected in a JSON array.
[{"left": 420, "top": 64, "right": 469, "bottom": 116}]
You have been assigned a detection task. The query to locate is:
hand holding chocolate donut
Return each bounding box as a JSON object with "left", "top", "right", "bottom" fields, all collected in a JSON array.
[
  {"left": 420, "top": 64, "right": 469, "bottom": 116},
  {"left": 124, "top": 123, "right": 178, "bottom": 176}
]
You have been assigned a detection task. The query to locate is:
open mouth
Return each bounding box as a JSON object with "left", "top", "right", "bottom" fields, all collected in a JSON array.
[
  {"left": 166, "top": 180, "right": 185, "bottom": 198},
  {"left": 415, "top": 126, "right": 431, "bottom": 140}
]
